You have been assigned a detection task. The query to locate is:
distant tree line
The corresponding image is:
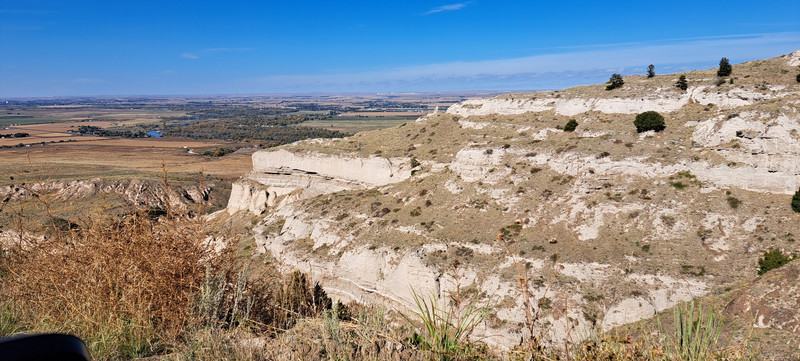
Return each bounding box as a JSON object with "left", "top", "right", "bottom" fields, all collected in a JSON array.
[
  {"left": 161, "top": 106, "right": 332, "bottom": 126},
  {"left": 354, "top": 100, "right": 427, "bottom": 109},
  {"left": 162, "top": 119, "right": 346, "bottom": 145},
  {"left": 148, "top": 105, "right": 349, "bottom": 145},
  {"left": 76, "top": 125, "right": 149, "bottom": 138},
  {"left": 0, "top": 132, "right": 30, "bottom": 138},
  {"left": 281, "top": 102, "right": 355, "bottom": 112}
]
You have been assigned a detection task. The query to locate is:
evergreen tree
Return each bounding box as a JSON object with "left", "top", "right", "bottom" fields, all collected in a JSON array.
[
  {"left": 647, "top": 64, "right": 655, "bottom": 78},
  {"left": 792, "top": 188, "right": 800, "bottom": 212},
  {"left": 634, "top": 111, "right": 666, "bottom": 133},
  {"left": 675, "top": 75, "right": 688, "bottom": 91},
  {"left": 758, "top": 248, "right": 793, "bottom": 275},
  {"left": 606, "top": 73, "right": 624, "bottom": 90},
  {"left": 717, "top": 57, "right": 732, "bottom": 77}
]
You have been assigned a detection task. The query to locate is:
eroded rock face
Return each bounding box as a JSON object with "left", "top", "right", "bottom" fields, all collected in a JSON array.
[
  {"left": 0, "top": 178, "right": 219, "bottom": 212},
  {"left": 447, "top": 85, "right": 792, "bottom": 118},
  {"left": 724, "top": 261, "right": 800, "bottom": 333},
  {"left": 223, "top": 51, "right": 800, "bottom": 350},
  {"left": 253, "top": 149, "right": 412, "bottom": 187},
  {"left": 689, "top": 112, "right": 800, "bottom": 194},
  {"left": 448, "top": 93, "right": 691, "bottom": 117},
  {"left": 228, "top": 150, "right": 413, "bottom": 215},
  {"left": 783, "top": 49, "right": 800, "bottom": 66}
]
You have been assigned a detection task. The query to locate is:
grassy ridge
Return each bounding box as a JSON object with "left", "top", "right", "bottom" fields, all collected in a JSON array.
[{"left": 0, "top": 191, "right": 757, "bottom": 360}]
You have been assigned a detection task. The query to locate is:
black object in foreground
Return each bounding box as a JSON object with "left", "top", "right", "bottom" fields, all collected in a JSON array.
[{"left": 0, "top": 334, "right": 91, "bottom": 361}]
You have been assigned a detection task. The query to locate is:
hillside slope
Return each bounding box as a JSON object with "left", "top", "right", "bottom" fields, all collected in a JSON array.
[{"left": 222, "top": 51, "right": 800, "bottom": 352}]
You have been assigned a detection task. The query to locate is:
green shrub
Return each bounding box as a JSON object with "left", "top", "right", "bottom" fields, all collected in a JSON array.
[
  {"left": 796, "top": 72, "right": 800, "bottom": 83},
  {"left": 605, "top": 73, "right": 624, "bottom": 90},
  {"left": 792, "top": 188, "right": 800, "bottom": 212},
  {"left": 647, "top": 64, "right": 655, "bottom": 78},
  {"left": 671, "top": 181, "right": 686, "bottom": 189},
  {"left": 634, "top": 111, "right": 666, "bottom": 133},
  {"left": 726, "top": 196, "right": 742, "bottom": 209},
  {"left": 563, "top": 119, "right": 578, "bottom": 132},
  {"left": 717, "top": 57, "right": 732, "bottom": 77},
  {"left": 675, "top": 75, "right": 688, "bottom": 91},
  {"left": 203, "top": 147, "right": 234, "bottom": 157},
  {"left": 758, "top": 248, "right": 793, "bottom": 275}
]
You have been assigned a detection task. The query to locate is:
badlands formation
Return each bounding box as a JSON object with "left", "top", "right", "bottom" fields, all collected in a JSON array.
[{"left": 224, "top": 51, "right": 800, "bottom": 350}]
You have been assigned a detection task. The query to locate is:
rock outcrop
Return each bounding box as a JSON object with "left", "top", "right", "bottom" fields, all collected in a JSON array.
[
  {"left": 253, "top": 149, "right": 411, "bottom": 187},
  {"left": 227, "top": 149, "right": 413, "bottom": 215},
  {"left": 724, "top": 261, "right": 800, "bottom": 333},
  {"left": 223, "top": 51, "right": 800, "bottom": 351},
  {"left": 1, "top": 178, "right": 222, "bottom": 212},
  {"left": 447, "top": 85, "right": 791, "bottom": 117}
]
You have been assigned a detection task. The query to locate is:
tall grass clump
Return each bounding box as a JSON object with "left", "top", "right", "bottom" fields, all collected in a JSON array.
[
  {"left": 405, "top": 280, "right": 491, "bottom": 360},
  {"left": 659, "top": 301, "right": 722, "bottom": 360}
]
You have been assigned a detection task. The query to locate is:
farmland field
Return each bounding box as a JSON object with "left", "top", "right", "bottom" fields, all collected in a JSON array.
[{"left": 0, "top": 92, "right": 493, "bottom": 185}]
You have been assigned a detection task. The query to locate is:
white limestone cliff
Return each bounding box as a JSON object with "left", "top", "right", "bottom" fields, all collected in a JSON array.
[
  {"left": 226, "top": 149, "right": 413, "bottom": 215},
  {"left": 221, "top": 51, "right": 800, "bottom": 350},
  {"left": 252, "top": 149, "right": 411, "bottom": 187},
  {"left": 447, "top": 86, "right": 792, "bottom": 117}
]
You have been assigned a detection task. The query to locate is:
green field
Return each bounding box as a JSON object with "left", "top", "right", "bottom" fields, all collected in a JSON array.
[
  {"left": 0, "top": 116, "right": 62, "bottom": 126},
  {"left": 299, "top": 115, "right": 418, "bottom": 133}
]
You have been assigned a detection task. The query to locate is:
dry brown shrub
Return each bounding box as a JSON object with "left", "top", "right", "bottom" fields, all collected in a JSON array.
[{"left": 0, "top": 211, "right": 215, "bottom": 359}]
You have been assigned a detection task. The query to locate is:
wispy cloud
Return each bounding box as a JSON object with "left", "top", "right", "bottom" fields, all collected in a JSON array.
[
  {"left": 181, "top": 47, "right": 253, "bottom": 59},
  {"left": 73, "top": 78, "right": 104, "bottom": 83},
  {"left": 422, "top": 2, "right": 471, "bottom": 15},
  {"left": 249, "top": 32, "right": 800, "bottom": 92}
]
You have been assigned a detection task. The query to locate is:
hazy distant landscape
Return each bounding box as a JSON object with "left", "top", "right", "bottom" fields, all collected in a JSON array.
[
  {"left": 0, "top": 92, "right": 490, "bottom": 185},
  {"left": 2, "top": 1, "right": 800, "bottom": 360}
]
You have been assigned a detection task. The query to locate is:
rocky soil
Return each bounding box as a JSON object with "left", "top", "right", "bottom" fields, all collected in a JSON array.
[{"left": 221, "top": 50, "right": 800, "bottom": 353}]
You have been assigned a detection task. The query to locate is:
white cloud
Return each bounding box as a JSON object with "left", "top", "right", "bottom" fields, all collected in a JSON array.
[
  {"left": 250, "top": 32, "right": 800, "bottom": 92},
  {"left": 423, "top": 2, "right": 470, "bottom": 15}
]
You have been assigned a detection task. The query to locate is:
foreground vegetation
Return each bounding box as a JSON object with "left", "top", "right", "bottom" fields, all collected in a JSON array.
[{"left": 0, "top": 184, "right": 763, "bottom": 361}]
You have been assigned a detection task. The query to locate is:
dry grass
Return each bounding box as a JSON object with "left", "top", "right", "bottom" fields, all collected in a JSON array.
[
  {"left": 0, "top": 141, "right": 251, "bottom": 186},
  {"left": 0, "top": 182, "right": 427, "bottom": 360},
  {"left": 0, "top": 174, "right": 328, "bottom": 360},
  {"left": 0, "top": 185, "right": 762, "bottom": 361},
  {"left": 0, "top": 210, "right": 214, "bottom": 359}
]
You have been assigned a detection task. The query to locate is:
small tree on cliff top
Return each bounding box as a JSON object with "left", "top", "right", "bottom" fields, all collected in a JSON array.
[
  {"left": 676, "top": 75, "right": 688, "bottom": 91},
  {"left": 606, "top": 73, "right": 624, "bottom": 90},
  {"left": 717, "top": 57, "right": 732, "bottom": 77}
]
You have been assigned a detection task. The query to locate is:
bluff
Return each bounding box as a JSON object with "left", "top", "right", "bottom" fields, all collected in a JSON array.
[{"left": 222, "top": 51, "right": 800, "bottom": 350}]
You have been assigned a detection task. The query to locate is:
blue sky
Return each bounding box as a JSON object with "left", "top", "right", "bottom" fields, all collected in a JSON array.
[{"left": 1, "top": 0, "right": 799, "bottom": 97}]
